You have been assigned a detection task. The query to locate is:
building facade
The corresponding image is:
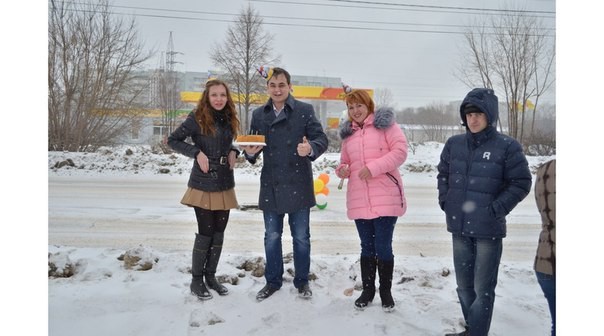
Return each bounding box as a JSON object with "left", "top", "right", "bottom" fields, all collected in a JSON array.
[{"left": 118, "top": 70, "right": 355, "bottom": 146}]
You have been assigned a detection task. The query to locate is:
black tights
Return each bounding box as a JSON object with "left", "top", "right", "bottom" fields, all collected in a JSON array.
[{"left": 193, "top": 207, "right": 230, "bottom": 237}]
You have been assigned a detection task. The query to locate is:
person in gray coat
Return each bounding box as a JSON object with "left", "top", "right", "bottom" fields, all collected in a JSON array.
[{"left": 240, "top": 67, "right": 328, "bottom": 301}]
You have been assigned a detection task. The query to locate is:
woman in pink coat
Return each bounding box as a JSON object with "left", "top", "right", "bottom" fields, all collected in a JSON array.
[{"left": 336, "top": 89, "right": 408, "bottom": 312}]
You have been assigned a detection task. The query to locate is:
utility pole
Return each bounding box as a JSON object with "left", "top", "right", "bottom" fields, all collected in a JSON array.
[
  {"left": 164, "top": 32, "right": 183, "bottom": 136},
  {"left": 150, "top": 51, "right": 164, "bottom": 110}
]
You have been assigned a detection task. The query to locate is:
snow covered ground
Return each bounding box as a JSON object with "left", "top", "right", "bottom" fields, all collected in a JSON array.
[{"left": 46, "top": 142, "right": 556, "bottom": 335}]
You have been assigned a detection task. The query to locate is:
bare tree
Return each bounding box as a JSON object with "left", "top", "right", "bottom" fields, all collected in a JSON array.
[
  {"left": 397, "top": 107, "right": 415, "bottom": 124},
  {"left": 209, "top": 5, "right": 280, "bottom": 132},
  {"left": 48, "top": 0, "right": 152, "bottom": 151},
  {"left": 374, "top": 87, "right": 396, "bottom": 109},
  {"left": 457, "top": 8, "right": 555, "bottom": 144},
  {"left": 420, "top": 102, "right": 458, "bottom": 143},
  {"left": 524, "top": 102, "right": 556, "bottom": 155}
]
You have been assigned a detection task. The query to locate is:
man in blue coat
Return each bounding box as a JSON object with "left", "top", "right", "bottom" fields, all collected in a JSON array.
[
  {"left": 241, "top": 67, "right": 328, "bottom": 301},
  {"left": 437, "top": 88, "right": 532, "bottom": 336}
]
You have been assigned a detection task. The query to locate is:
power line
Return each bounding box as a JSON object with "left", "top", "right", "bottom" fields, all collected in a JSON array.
[
  {"left": 55, "top": 1, "right": 555, "bottom": 37},
  {"left": 51, "top": 0, "right": 556, "bottom": 105},
  {"left": 250, "top": 0, "right": 555, "bottom": 18},
  {"left": 106, "top": 2, "right": 556, "bottom": 32},
  {"left": 326, "top": 0, "right": 556, "bottom": 15},
  {"left": 73, "top": 1, "right": 540, "bottom": 30}
]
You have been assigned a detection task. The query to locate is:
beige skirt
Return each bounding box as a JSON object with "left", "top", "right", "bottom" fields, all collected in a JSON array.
[{"left": 180, "top": 187, "right": 238, "bottom": 210}]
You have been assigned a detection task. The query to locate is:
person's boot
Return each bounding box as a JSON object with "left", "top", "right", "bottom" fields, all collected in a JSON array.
[
  {"left": 354, "top": 256, "right": 376, "bottom": 310},
  {"left": 377, "top": 259, "right": 395, "bottom": 312},
  {"left": 204, "top": 232, "right": 229, "bottom": 295},
  {"left": 191, "top": 234, "right": 213, "bottom": 300}
]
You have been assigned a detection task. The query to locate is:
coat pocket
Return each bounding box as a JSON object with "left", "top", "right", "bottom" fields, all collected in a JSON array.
[{"left": 385, "top": 172, "right": 404, "bottom": 208}]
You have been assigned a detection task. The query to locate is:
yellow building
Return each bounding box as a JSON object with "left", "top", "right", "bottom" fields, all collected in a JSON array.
[
  {"left": 180, "top": 85, "right": 372, "bottom": 104},
  {"left": 180, "top": 86, "right": 373, "bottom": 129}
]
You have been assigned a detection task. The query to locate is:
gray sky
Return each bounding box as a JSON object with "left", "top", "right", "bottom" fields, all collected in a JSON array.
[{"left": 98, "top": 0, "right": 554, "bottom": 107}]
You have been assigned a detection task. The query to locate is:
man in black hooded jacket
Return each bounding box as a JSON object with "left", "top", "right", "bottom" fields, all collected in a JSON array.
[{"left": 437, "top": 88, "right": 532, "bottom": 336}]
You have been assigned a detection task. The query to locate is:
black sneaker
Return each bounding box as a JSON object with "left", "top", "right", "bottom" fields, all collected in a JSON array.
[
  {"left": 256, "top": 284, "right": 279, "bottom": 301},
  {"left": 297, "top": 284, "right": 312, "bottom": 299}
]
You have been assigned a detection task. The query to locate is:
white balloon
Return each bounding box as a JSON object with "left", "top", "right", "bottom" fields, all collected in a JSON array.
[{"left": 315, "top": 193, "right": 328, "bottom": 205}]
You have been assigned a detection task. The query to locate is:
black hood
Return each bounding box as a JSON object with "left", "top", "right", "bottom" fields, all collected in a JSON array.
[{"left": 459, "top": 88, "right": 499, "bottom": 128}]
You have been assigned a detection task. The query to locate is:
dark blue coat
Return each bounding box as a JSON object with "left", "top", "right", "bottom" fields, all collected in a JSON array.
[
  {"left": 246, "top": 94, "right": 328, "bottom": 213},
  {"left": 437, "top": 88, "right": 532, "bottom": 238}
]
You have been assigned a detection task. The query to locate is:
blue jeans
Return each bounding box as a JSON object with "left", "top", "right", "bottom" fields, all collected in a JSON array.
[
  {"left": 263, "top": 208, "right": 311, "bottom": 289},
  {"left": 354, "top": 216, "right": 397, "bottom": 261},
  {"left": 452, "top": 235, "right": 502, "bottom": 336},
  {"left": 536, "top": 271, "right": 556, "bottom": 336}
]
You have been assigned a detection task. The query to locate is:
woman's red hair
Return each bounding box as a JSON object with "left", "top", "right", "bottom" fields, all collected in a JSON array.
[{"left": 344, "top": 89, "right": 375, "bottom": 114}]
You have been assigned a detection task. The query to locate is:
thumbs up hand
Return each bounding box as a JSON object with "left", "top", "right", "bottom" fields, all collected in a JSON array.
[{"left": 297, "top": 136, "right": 312, "bottom": 157}]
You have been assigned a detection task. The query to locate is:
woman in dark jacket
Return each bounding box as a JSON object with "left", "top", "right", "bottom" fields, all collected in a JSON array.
[{"left": 168, "top": 79, "right": 240, "bottom": 300}]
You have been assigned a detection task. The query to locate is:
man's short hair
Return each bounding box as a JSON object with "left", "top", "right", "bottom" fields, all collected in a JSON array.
[{"left": 269, "top": 67, "right": 291, "bottom": 85}]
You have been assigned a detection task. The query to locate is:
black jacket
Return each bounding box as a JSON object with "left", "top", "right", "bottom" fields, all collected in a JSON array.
[
  {"left": 246, "top": 94, "right": 328, "bottom": 213},
  {"left": 437, "top": 88, "right": 532, "bottom": 238},
  {"left": 168, "top": 110, "right": 237, "bottom": 192}
]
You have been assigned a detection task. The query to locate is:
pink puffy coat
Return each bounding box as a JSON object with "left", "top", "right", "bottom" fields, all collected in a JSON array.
[{"left": 336, "top": 107, "right": 408, "bottom": 220}]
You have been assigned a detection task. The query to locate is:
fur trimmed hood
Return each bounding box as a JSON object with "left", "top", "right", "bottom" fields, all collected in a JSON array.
[{"left": 339, "top": 107, "right": 395, "bottom": 140}]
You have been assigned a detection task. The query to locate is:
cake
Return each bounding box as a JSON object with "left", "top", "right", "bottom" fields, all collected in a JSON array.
[{"left": 236, "top": 134, "right": 265, "bottom": 143}]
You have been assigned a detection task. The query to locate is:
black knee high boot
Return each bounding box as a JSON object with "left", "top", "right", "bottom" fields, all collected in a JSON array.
[
  {"left": 355, "top": 256, "right": 376, "bottom": 309},
  {"left": 191, "top": 234, "right": 213, "bottom": 300},
  {"left": 378, "top": 259, "right": 395, "bottom": 312},
  {"left": 204, "top": 232, "right": 228, "bottom": 295}
]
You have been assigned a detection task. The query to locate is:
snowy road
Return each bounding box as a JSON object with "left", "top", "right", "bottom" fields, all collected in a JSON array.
[{"left": 48, "top": 175, "right": 541, "bottom": 261}]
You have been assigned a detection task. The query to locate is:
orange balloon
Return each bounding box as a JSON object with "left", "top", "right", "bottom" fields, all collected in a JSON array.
[
  {"left": 319, "top": 186, "right": 330, "bottom": 196},
  {"left": 318, "top": 173, "right": 330, "bottom": 185}
]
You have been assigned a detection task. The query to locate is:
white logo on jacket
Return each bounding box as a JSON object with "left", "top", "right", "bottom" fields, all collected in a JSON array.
[{"left": 483, "top": 152, "right": 491, "bottom": 160}]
